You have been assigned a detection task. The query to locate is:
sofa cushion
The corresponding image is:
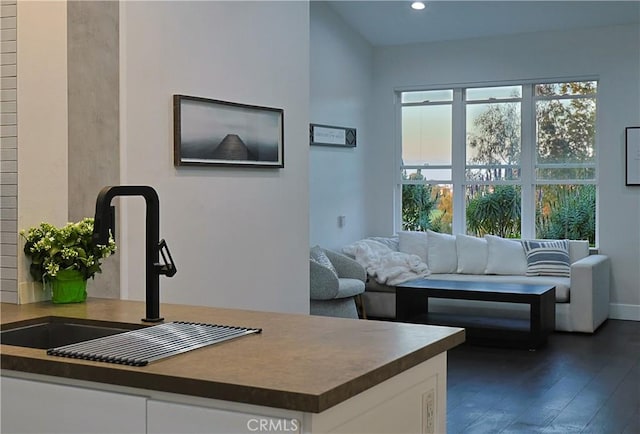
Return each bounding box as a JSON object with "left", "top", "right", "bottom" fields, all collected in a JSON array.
[
  {"left": 568, "top": 240, "right": 589, "bottom": 263},
  {"left": 398, "top": 231, "right": 428, "bottom": 263},
  {"left": 310, "top": 246, "right": 337, "bottom": 278},
  {"left": 456, "top": 234, "right": 488, "bottom": 274},
  {"left": 427, "top": 230, "right": 457, "bottom": 273},
  {"left": 522, "top": 239, "right": 571, "bottom": 277},
  {"left": 484, "top": 235, "right": 527, "bottom": 275}
]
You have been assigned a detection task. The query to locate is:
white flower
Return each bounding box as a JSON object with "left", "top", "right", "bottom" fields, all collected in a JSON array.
[
  {"left": 61, "top": 248, "right": 79, "bottom": 260},
  {"left": 45, "top": 262, "right": 60, "bottom": 277}
]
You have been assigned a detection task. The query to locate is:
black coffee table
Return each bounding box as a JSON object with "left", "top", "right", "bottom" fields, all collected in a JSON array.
[{"left": 395, "top": 279, "right": 556, "bottom": 349}]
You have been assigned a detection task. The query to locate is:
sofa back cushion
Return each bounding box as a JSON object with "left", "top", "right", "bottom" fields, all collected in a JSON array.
[
  {"left": 427, "top": 230, "right": 458, "bottom": 273},
  {"left": 398, "top": 231, "right": 428, "bottom": 263},
  {"left": 484, "top": 235, "right": 527, "bottom": 275},
  {"left": 351, "top": 235, "right": 588, "bottom": 279},
  {"left": 456, "top": 234, "right": 488, "bottom": 274},
  {"left": 568, "top": 240, "right": 589, "bottom": 263}
]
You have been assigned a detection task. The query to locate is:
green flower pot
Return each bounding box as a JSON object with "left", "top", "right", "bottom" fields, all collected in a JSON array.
[{"left": 50, "top": 269, "right": 87, "bottom": 304}]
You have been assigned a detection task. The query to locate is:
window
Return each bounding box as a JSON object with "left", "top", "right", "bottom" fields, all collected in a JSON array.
[
  {"left": 401, "top": 90, "right": 453, "bottom": 233},
  {"left": 399, "top": 80, "right": 597, "bottom": 244},
  {"left": 534, "top": 82, "right": 597, "bottom": 242}
]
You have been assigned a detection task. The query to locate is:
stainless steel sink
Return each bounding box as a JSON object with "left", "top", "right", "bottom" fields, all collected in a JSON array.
[
  {"left": 1, "top": 317, "right": 144, "bottom": 350},
  {"left": 2, "top": 317, "right": 262, "bottom": 366}
]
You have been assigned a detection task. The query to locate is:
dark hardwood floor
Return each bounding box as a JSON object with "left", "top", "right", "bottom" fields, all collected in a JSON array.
[{"left": 446, "top": 319, "right": 640, "bottom": 434}]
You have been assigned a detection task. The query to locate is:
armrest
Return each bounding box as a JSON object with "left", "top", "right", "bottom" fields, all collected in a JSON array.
[
  {"left": 569, "top": 254, "right": 610, "bottom": 333},
  {"left": 324, "top": 249, "right": 366, "bottom": 282},
  {"left": 310, "top": 260, "right": 339, "bottom": 300}
]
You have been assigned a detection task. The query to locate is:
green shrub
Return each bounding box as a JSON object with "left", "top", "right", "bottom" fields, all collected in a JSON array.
[
  {"left": 466, "top": 185, "right": 521, "bottom": 238},
  {"left": 536, "top": 185, "right": 595, "bottom": 244},
  {"left": 402, "top": 183, "right": 440, "bottom": 232}
]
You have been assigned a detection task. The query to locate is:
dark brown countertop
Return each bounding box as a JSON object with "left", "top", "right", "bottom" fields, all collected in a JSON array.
[{"left": 1, "top": 299, "right": 464, "bottom": 413}]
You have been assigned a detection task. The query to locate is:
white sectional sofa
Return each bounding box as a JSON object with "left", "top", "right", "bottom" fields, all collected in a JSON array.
[{"left": 346, "top": 231, "right": 610, "bottom": 333}]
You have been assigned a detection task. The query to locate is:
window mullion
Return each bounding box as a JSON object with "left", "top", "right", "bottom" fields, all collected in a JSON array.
[
  {"left": 520, "top": 84, "right": 535, "bottom": 239},
  {"left": 394, "top": 91, "right": 403, "bottom": 233},
  {"left": 452, "top": 88, "right": 466, "bottom": 234}
]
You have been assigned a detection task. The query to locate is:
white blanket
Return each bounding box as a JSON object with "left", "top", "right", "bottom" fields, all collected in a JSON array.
[{"left": 343, "top": 239, "right": 430, "bottom": 286}]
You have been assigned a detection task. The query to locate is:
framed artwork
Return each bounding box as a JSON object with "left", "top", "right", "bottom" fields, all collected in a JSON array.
[
  {"left": 174, "top": 95, "right": 284, "bottom": 168},
  {"left": 310, "top": 124, "right": 356, "bottom": 148},
  {"left": 626, "top": 126, "right": 640, "bottom": 186}
]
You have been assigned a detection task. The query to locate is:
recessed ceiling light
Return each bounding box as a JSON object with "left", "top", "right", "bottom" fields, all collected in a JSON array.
[{"left": 411, "top": 1, "right": 426, "bottom": 10}]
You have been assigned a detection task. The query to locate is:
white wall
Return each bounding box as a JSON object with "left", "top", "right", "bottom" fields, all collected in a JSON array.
[
  {"left": 120, "top": 1, "right": 310, "bottom": 314},
  {"left": 15, "top": 0, "right": 68, "bottom": 304},
  {"left": 309, "top": 2, "right": 373, "bottom": 250},
  {"left": 370, "top": 24, "right": 640, "bottom": 319}
]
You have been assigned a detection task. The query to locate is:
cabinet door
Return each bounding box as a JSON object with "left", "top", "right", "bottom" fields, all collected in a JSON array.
[
  {"left": 0, "top": 377, "right": 146, "bottom": 434},
  {"left": 147, "top": 400, "right": 301, "bottom": 434}
]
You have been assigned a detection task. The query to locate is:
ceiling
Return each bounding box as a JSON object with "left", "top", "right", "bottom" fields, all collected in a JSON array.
[{"left": 326, "top": 1, "right": 640, "bottom": 47}]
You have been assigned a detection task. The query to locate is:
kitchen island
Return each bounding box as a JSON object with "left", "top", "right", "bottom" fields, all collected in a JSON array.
[{"left": 1, "top": 299, "right": 464, "bottom": 433}]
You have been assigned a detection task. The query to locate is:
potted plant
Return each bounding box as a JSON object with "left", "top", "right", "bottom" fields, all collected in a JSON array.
[{"left": 20, "top": 218, "right": 117, "bottom": 303}]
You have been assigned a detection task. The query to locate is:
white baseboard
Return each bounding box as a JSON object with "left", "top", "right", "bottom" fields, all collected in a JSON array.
[{"left": 609, "top": 303, "right": 640, "bottom": 321}]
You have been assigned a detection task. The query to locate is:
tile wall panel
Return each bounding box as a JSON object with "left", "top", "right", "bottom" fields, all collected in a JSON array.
[{"left": 1, "top": 0, "right": 17, "bottom": 302}]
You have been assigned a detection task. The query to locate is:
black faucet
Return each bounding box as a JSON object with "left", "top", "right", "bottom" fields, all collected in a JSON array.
[{"left": 93, "top": 185, "right": 177, "bottom": 323}]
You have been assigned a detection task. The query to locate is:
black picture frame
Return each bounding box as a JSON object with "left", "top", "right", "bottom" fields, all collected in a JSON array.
[
  {"left": 174, "top": 95, "right": 284, "bottom": 168},
  {"left": 310, "top": 124, "right": 356, "bottom": 148},
  {"left": 626, "top": 126, "right": 640, "bottom": 186}
]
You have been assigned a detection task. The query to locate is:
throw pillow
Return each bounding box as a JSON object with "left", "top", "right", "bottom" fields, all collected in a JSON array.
[
  {"left": 310, "top": 246, "right": 338, "bottom": 278},
  {"left": 398, "top": 231, "right": 428, "bottom": 263},
  {"left": 427, "top": 230, "right": 457, "bottom": 273},
  {"left": 484, "top": 235, "right": 527, "bottom": 275},
  {"left": 455, "top": 234, "right": 488, "bottom": 274},
  {"left": 521, "top": 239, "right": 571, "bottom": 277}
]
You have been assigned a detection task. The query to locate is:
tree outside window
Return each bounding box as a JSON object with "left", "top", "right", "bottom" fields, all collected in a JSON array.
[
  {"left": 401, "top": 170, "right": 452, "bottom": 233},
  {"left": 534, "top": 81, "right": 597, "bottom": 244}
]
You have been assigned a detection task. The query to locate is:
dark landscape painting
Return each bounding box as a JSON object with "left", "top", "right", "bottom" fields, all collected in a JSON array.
[{"left": 174, "top": 95, "right": 284, "bottom": 168}]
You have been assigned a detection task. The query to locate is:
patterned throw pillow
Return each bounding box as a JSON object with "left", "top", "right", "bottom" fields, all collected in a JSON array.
[
  {"left": 521, "top": 239, "right": 571, "bottom": 277},
  {"left": 310, "top": 246, "right": 338, "bottom": 278}
]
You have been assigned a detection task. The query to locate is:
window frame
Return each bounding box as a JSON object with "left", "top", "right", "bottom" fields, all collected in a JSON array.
[{"left": 396, "top": 78, "right": 598, "bottom": 243}]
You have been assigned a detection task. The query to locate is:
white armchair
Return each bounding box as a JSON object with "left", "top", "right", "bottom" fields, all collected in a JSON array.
[{"left": 310, "top": 247, "right": 366, "bottom": 319}]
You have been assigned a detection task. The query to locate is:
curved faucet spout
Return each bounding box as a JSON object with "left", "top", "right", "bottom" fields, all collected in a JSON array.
[{"left": 93, "top": 185, "right": 176, "bottom": 323}]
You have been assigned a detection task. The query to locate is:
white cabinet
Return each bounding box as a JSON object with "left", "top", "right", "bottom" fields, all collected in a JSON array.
[
  {"left": 0, "top": 376, "right": 147, "bottom": 434},
  {"left": 305, "top": 353, "right": 445, "bottom": 434},
  {"left": 147, "top": 400, "right": 301, "bottom": 434},
  {"left": 1, "top": 352, "right": 447, "bottom": 434}
]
